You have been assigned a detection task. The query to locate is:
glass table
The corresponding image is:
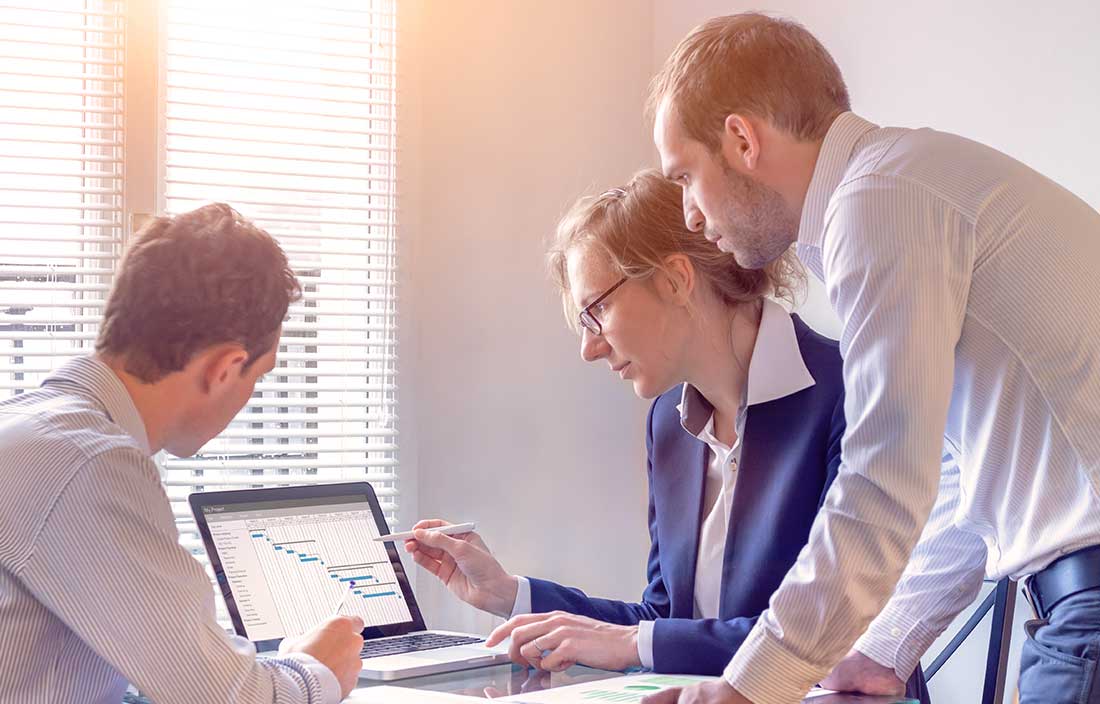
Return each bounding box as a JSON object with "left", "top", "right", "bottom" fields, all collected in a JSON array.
[{"left": 352, "top": 662, "right": 919, "bottom": 703}]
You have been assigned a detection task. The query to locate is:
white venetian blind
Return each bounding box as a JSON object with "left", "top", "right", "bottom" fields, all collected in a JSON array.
[
  {"left": 0, "top": 1, "right": 124, "bottom": 392},
  {"left": 160, "top": 0, "right": 401, "bottom": 558}
]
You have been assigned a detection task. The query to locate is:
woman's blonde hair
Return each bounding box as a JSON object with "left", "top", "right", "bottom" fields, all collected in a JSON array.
[{"left": 548, "top": 168, "right": 802, "bottom": 331}]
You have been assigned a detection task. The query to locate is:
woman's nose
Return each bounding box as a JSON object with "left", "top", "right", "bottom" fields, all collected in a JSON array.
[{"left": 580, "top": 327, "right": 608, "bottom": 362}]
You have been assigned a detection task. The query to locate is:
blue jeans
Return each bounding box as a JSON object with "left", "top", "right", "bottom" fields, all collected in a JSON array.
[{"left": 1019, "top": 587, "right": 1100, "bottom": 703}]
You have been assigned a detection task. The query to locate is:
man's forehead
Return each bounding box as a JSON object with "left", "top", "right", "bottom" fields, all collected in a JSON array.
[{"left": 654, "top": 102, "right": 688, "bottom": 168}]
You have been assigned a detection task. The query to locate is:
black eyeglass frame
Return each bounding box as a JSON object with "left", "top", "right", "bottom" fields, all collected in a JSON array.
[{"left": 578, "top": 276, "right": 628, "bottom": 336}]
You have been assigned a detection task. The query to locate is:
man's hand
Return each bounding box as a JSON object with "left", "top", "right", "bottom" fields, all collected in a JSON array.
[
  {"left": 485, "top": 611, "right": 640, "bottom": 672},
  {"left": 819, "top": 650, "right": 905, "bottom": 695},
  {"left": 641, "top": 680, "right": 750, "bottom": 704},
  {"left": 279, "top": 614, "right": 365, "bottom": 698},
  {"left": 403, "top": 519, "right": 519, "bottom": 617}
]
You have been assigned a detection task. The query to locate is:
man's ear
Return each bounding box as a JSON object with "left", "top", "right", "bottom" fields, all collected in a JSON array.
[
  {"left": 656, "top": 254, "right": 695, "bottom": 306},
  {"left": 721, "top": 113, "right": 761, "bottom": 171},
  {"left": 197, "top": 343, "right": 249, "bottom": 394}
]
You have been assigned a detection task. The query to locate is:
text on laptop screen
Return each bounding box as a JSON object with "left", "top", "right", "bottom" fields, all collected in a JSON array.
[{"left": 202, "top": 495, "right": 413, "bottom": 641}]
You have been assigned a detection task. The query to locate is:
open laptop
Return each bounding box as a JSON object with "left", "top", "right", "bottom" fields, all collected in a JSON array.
[{"left": 190, "top": 482, "right": 510, "bottom": 680}]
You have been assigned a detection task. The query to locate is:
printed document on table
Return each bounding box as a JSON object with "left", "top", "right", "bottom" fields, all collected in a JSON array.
[
  {"left": 346, "top": 686, "right": 485, "bottom": 703},
  {"left": 498, "top": 673, "right": 716, "bottom": 703}
]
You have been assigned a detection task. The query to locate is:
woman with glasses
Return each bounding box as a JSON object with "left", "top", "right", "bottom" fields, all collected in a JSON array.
[{"left": 405, "top": 169, "right": 928, "bottom": 701}]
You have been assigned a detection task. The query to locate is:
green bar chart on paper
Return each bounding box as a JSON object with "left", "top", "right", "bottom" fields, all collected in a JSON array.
[
  {"left": 498, "top": 673, "right": 716, "bottom": 704},
  {"left": 578, "top": 676, "right": 711, "bottom": 703}
]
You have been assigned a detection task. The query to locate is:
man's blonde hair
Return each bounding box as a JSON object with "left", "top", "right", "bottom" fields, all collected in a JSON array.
[
  {"left": 648, "top": 12, "right": 850, "bottom": 150},
  {"left": 547, "top": 169, "right": 802, "bottom": 332}
]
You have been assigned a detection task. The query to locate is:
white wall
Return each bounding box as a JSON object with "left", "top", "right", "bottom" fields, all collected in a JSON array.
[
  {"left": 652, "top": 2, "right": 1100, "bottom": 701},
  {"left": 400, "top": 1, "right": 657, "bottom": 636}
]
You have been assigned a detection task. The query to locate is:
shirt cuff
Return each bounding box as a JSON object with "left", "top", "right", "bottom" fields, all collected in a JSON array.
[
  {"left": 853, "top": 602, "right": 938, "bottom": 681},
  {"left": 281, "top": 652, "right": 342, "bottom": 704},
  {"left": 510, "top": 576, "right": 532, "bottom": 618},
  {"left": 722, "top": 625, "right": 826, "bottom": 704},
  {"left": 636, "top": 620, "right": 655, "bottom": 670}
]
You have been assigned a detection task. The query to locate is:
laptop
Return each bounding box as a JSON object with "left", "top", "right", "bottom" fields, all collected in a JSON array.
[{"left": 190, "top": 482, "right": 510, "bottom": 680}]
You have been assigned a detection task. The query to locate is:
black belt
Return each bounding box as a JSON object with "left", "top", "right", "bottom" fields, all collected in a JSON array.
[{"left": 1024, "top": 543, "right": 1100, "bottom": 620}]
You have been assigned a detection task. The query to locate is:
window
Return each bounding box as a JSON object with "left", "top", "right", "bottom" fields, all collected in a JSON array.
[
  {"left": 159, "top": 0, "right": 400, "bottom": 570},
  {"left": 0, "top": 1, "right": 124, "bottom": 393},
  {"left": 0, "top": 1, "right": 400, "bottom": 614}
]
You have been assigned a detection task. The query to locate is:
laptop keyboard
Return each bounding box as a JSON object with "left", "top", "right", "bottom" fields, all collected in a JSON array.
[{"left": 360, "top": 633, "right": 485, "bottom": 659}]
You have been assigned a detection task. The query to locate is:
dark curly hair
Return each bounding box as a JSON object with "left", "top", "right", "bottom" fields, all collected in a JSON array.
[{"left": 96, "top": 203, "right": 302, "bottom": 383}]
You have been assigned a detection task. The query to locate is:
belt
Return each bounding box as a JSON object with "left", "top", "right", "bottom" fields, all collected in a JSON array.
[{"left": 1024, "top": 543, "right": 1100, "bottom": 620}]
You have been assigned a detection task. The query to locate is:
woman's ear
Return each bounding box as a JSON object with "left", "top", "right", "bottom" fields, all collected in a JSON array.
[{"left": 657, "top": 254, "right": 695, "bottom": 305}]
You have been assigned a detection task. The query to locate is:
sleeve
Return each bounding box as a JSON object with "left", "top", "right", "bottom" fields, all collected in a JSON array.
[
  {"left": 637, "top": 620, "right": 656, "bottom": 669},
  {"left": 509, "top": 576, "right": 533, "bottom": 617},
  {"left": 854, "top": 452, "right": 988, "bottom": 680},
  {"left": 524, "top": 401, "right": 667, "bottom": 648},
  {"left": 723, "top": 176, "right": 976, "bottom": 704},
  {"left": 18, "top": 448, "right": 340, "bottom": 704}
]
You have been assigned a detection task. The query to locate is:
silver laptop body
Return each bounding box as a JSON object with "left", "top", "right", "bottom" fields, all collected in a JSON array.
[{"left": 190, "top": 482, "right": 510, "bottom": 680}]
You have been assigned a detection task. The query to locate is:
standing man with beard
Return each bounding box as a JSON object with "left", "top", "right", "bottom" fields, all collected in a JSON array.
[{"left": 644, "top": 12, "right": 1100, "bottom": 704}]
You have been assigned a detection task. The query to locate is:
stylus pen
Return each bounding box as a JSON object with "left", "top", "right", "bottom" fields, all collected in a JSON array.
[
  {"left": 332, "top": 587, "right": 351, "bottom": 618},
  {"left": 372, "top": 521, "right": 477, "bottom": 542}
]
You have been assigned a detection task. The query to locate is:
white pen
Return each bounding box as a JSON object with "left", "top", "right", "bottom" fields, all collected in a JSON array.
[
  {"left": 372, "top": 522, "right": 477, "bottom": 542},
  {"left": 332, "top": 587, "right": 352, "bottom": 617}
]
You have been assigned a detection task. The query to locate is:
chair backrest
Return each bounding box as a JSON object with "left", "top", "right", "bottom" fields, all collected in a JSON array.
[{"left": 925, "top": 577, "right": 1017, "bottom": 704}]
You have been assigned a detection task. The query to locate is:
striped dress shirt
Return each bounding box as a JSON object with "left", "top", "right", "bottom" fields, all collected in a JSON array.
[
  {"left": 723, "top": 112, "right": 1100, "bottom": 704},
  {"left": 0, "top": 356, "right": 340, "bottom": 704}
]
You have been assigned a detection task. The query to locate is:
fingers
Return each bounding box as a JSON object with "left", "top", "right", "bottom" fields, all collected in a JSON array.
[
  {"left": 409, "top": 548, "right": 443, "bottom": 575},
  {"left": 641, "top": 687, "right": 683, "bottom": 704},
  {"left": 538, "top": 642, "right": 576, "bottom": 673},
  {"left": 516, "top": 626, "right": 578, "bottom": 672},
  {"left": 404, "top": 537, "right": 446, "bottom": 562},
  {"left": 412, "top": 527, "right": 469, "bottom": 555},
  {"left": 487, "top": 611, "right": 557, "bottom": 647},
  {"left": 505, "top": 613, "right": 575, "bottom": 670},
  {"left": 323, "top": 613, "right": 365, "bottom": 633},
  {"left": 404, "top": 520, "right": 452, "bottom": 562},
  {"left": 412, "top": 518, "right": 451, "bottom": 530}
]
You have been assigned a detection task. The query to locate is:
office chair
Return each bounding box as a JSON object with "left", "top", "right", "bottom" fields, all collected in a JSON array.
[{"left": 925, "top": 577, "right": 1017, "bottom": 704}]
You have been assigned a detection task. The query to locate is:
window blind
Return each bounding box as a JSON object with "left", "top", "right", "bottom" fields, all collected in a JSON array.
[
  {"left": 0, "top": 1, "right": 124, "bottom": 392},
  {"left": 160, "top": 0, "right": 401, "bottom": 570}
]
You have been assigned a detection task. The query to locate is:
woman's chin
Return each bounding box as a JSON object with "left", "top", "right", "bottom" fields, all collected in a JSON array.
[{"left": 630, "top": 377, "right": 660, "bottom": 400}]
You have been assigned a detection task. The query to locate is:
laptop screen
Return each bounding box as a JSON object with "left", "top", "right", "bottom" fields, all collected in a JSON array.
[{"left": 199, "top": 493, "right": 415, "bottom": 642}]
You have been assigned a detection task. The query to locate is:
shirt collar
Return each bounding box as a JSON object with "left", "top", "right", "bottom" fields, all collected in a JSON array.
[
  {"left": 677, "top": 299, "right": 816, "bottom": 437},
  {"left": 43, "top": 355, "right": 152, "bottom": 455},
  {"left": 797, "top": 111, "right": 879, "bottom": 250}
]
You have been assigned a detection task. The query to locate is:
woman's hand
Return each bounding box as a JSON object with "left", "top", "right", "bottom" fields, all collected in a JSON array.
[
  {"left": 486, "top": 611, "right": 641, "bottom": 672},
  {"left": 403, "top": 519, "right": 519, "bottom": 617}
]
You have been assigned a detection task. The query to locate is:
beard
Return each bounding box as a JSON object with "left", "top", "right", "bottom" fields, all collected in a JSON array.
[{"left": 704, "top": 165, "right": 799, "bottom": 270}]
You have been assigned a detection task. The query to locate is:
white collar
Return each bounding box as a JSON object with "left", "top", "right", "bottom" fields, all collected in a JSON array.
[
  {"left": 797, "top": 111, "right": 879, "bottom": 251},
  {"left": 677, "top": 298, "right": 816, "bottom": 436}
]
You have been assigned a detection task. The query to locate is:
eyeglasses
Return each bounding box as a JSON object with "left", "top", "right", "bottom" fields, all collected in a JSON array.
[{"left": 578, "top": 276, "right": 628, "bottom": 336}]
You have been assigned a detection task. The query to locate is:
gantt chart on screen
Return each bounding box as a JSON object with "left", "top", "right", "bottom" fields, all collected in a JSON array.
[{"left": 203, "top": 496, "right": 412, "bottom": 641}]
